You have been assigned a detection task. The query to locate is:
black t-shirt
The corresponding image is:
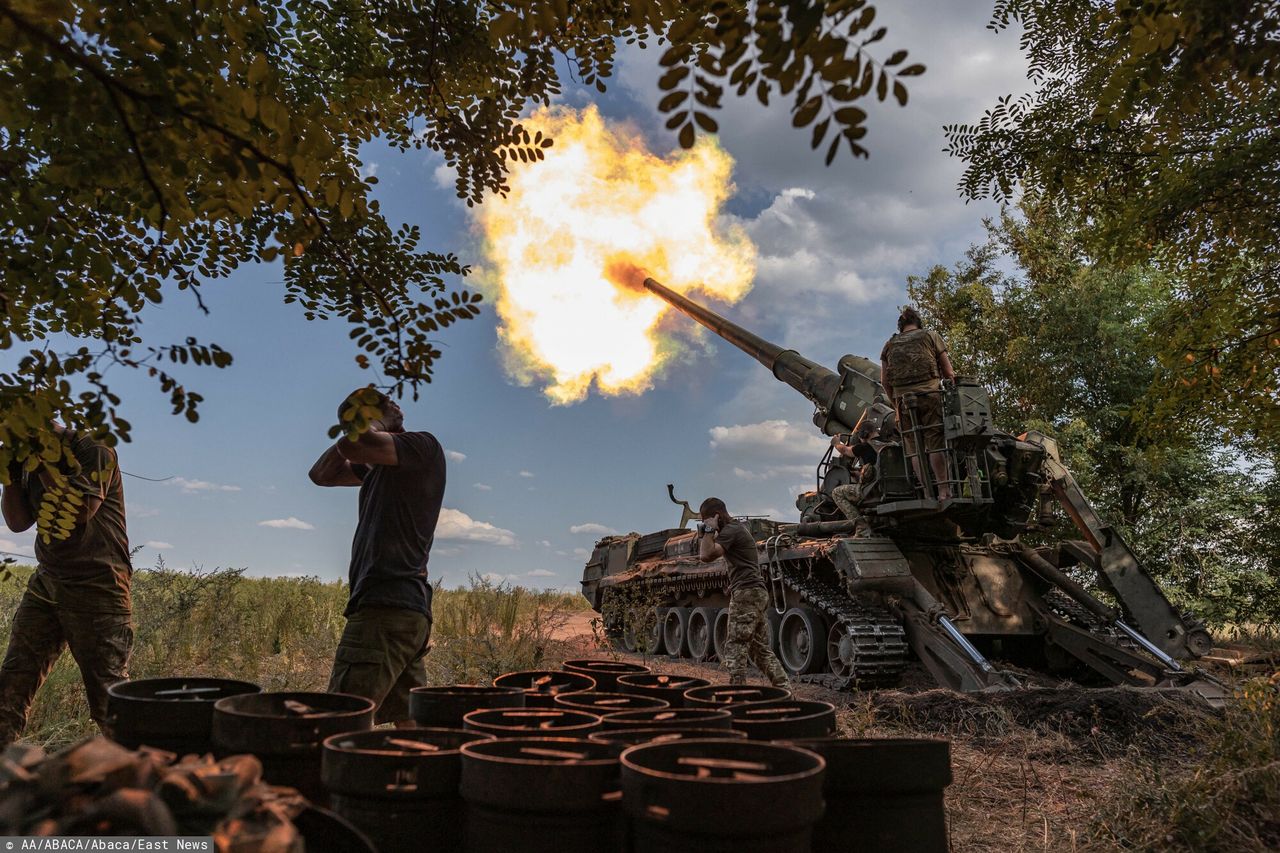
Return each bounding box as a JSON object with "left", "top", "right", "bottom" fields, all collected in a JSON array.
[
  {"left": 715, "top": 521, "right": 765, "bottom": 594},
  {"left": 346, "top": 431, "right": 445, "bottom": 618}
]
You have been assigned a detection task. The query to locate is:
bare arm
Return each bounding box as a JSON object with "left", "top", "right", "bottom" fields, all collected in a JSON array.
[
  {"left": 1, "top": 473, "right": 34, "bottom": 532},
  {"left": 698, "top": 530, "right": 725, "bottom": 563},
  {"left": 309, "top": 445, "right": 364, "bottom": 487},
  {"left": 938, "top": 351, "right": 956, "bottom": 382},
  {"left": 336, "top": 430, "right": 399, "bottom": 467}
]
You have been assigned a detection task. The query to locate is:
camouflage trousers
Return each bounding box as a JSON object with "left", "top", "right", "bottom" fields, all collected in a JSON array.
[
  {"left": 724, "top": 587, "right": 790, "bottom": 688},
  {"left": 831, "top": 483, "right": 872, "bottom": 535},
  {"left": 0, "top": 569, "right": 134, "bottom": 746}
]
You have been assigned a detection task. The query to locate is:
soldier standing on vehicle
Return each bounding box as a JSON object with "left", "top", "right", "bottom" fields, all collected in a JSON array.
[
  {"left": 880, "top": 307, "right": 956, "bottom": 500},
  {"left": 0, "top": 424, "right": 133, "bottom": 746},
  {"left": 309, "top": 388, "right": 446, "bottom": 728},
  {"left": 696, "top": 497, "right": 790, "bottom": 688}
]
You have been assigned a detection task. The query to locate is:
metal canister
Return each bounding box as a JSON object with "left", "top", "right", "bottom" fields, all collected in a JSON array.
[
  {"left": 105, "top": 677, "right": 260, "bottom": 754},
  {"left": 599, "top": 707, "right": 733, "bottom": 731},
  {"left": 409, "top": 685, "right": 525, "bottom": 728},
  {"left": 622, "top": 739, "right": 826, "bottom": 853},
  {"left": 682, "top": 684, "right": 791, "bottom": 709},
  {"left": 785, "top": 738, "right": 952, "bottom": 853},
  {"left": 493, "top": 670, "right": 597, "bottom": 708},
  {"left": 211, "top": 691, "right": 375, "bottom": 804},
  {"left": 461, "top": 737, "right": 621, "bottom": 853},
  {"left": 323, "top": 728, "right": 492, "bottom": 853},
  {"left": 561, "top": 659, "right": 651, "bottom": 692},
  {"left": 727, "top": 700, "right": 836, "bottom": 740},
  {"left": 616, "top": 673, "right": 710, "bottom": 708},
  {"left": 553, "top": 692, "right": 670, "bottom": 714},
  {"left": 291, "top": 804, "right": 377, "bottom": 853},
  {"left": 463, "top": 707, "right": 602, "bottom": 739},
  {"left": 587, "top": 727, "right": 745, "bottom": 757}
]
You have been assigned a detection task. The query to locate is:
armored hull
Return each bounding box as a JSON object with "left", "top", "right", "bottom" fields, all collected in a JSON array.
[{"left": 580, "top": 276, "right": 1216, "bottom": 696}]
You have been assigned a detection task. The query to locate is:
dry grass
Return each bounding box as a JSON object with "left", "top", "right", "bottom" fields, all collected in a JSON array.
[
  {"left": 0, "top": 564, "right": 585, "bottom": 748},
  {"left": 566, "top": 638, "right": 1278, "bottom": 853}
]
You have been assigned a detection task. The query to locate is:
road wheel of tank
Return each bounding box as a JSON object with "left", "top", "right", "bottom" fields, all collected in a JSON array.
[
  {"left": 687, "top": 607, "right": 718, "bottom": 662},
  {"left": 778, "top": 607, "right": 829, "bottom": 675},
  {"left": 643, "top": 608, "right": 668, "bottom": 656},
  {"left": 621, "top": 619, "right": 639, "bottom": 653},
  {"left": 827, "top": 621, "right": 868, "bottom": 678},
  {"left": 712, "top": 608, "right": 731, "bottom": 661},
  {"left": 663, "top": 607, "right": 691, "bottom": 658}
]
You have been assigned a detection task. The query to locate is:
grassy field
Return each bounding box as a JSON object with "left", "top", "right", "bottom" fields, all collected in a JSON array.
[
  {"left": 3, "top": 562, "right": 1277, "bottom": 850},
  {"left": 0, "top": 564, "right": 589, "bottom": 747}
]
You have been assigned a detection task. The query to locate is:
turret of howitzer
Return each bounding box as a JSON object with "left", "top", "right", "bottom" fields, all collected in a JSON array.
[{"left": 641, "top": 276, "right": 892, "bottom": 438}]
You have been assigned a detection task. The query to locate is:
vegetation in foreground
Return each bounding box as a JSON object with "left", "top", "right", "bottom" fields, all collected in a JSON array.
[
  {"left": 1, "top": 557, "right": 1277, "bottom": 850},
  {"left": 0, "top": 564, "right": 586, "bottom": 748}
]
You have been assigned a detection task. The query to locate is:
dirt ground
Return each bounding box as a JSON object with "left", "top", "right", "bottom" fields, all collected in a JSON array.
[{"left": 548, "top": 619, "right": 1236, "bottom": 852}]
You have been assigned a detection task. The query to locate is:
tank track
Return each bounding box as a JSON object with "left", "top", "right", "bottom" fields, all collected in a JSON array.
[
  {"left": 1042, "top": 589, "right": 1139, "bottom": 652},
  {"left": 616, "top": 560, "right": 910, "bottom": 689},
  {"left": 777, "top": 562, "right": 910, "bottom": 689}
]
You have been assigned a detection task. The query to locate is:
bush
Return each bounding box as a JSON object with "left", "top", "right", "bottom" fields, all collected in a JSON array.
[{"left": 1093, "top": 676, "right": 1280, "bottom": 851}]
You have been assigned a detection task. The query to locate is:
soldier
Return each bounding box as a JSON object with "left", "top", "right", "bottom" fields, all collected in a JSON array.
[
  {"left": 0, "top": 424, "right": 133, "bottom": 746},
  {"left": 830, "top": 422, "right": 879, "bottom": 534},
  {"left": 309, "top": 388, "right": 446, "bottom": 728},
  {"left": 880, "top": 307, "right": 956, "bottom": 500},
  {"left": 696, "top": 497, "right": 790, "bottom": 688},
  {"left": 830, "top": 447, "right": 875, "bottom": 536}
]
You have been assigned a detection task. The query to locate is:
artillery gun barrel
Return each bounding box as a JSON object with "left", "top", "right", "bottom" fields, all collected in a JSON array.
[{"left": 642, "top": 276, "right": 842, "bottom": 410}]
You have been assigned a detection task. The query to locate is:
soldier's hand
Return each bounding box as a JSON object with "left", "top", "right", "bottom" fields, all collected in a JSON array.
[{"left": 695, "top": 521, "right": 707, "bottom": 536}]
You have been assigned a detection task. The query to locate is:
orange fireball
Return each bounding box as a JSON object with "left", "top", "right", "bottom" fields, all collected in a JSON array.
[{"left": 475, "top": 106, "right": 756, "bottom": 404}]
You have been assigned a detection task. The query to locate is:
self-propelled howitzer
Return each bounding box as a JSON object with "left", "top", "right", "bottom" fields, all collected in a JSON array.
[{"left": 581, "top": 277, "right": 1217, "bottom": 699}]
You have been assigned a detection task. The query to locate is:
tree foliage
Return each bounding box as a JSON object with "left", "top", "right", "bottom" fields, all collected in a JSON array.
[
  {"left": 945, "top": 0, "right": 1280, "bottom": 448},
  {"left": 0, "top": 0, "right": 923, "bottom": 539},
  {"left": 909, "top": 201, "right": 1279, "bottom": 625}
]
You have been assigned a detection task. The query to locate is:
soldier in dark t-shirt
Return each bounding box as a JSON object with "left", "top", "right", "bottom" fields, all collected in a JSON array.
[
  {"left": 310, "top": 388, "right": 445, "bottom": 726},
  {"left": 0, "top": 424, "right": 133, "bottom": 745},
  {"left": 696, "top": 497, "right": 789, "bottom": 688}
]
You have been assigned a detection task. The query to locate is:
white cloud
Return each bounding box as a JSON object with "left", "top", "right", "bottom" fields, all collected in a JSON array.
[
  {"left": 528, "top": 569, "right": 556, "bottom": 578},
  {"left": 519, "top": 470, "right": 535, "bottom": 478},
  {"left": 538, "top": 540, "right": 552, "bottom": 548},
  {"left": 481, "top": 572, "right": 521, "bottom": 584},
  {"left": 144, "top": 540, "right": 173, "bottom": 550},
  {"left": 473, "top": 483, "right": 492, "bottom": 491},
  {"left": 437, "top": 508, "right": 517, "bottom": 547},
  {"left": 570, "top": 522, "right": 617, "bottom": 536},
  {"left": 129, "top": 505, "right": 160, "bottom": 518},
  {"left": 709, "top": 420, "right": 828, "bottom": 481},
  {"left": 446, "top": 450, "right": 467, "bottom": 463},
  {"left": 0, "top": 538, "right": 34, "bottom": 557},
  {"left": 572, "top": 548, "right": 591, "bottom": 559},
  {"left": 433, "top": 546, "right": 465, "bottom": 557},
  {"left": 258, "top": 517, "right": 316, "bottom": 531},
  {"left": 170, "top": 477, "right": 241, "bottom": 494},
  {"left": 360, "top": 161, "right": 380, "bottom": 180}
]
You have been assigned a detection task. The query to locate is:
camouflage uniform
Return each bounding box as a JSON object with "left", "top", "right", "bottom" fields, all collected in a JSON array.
[
  {"left": 724, "top": 587, "right": 790, "bottom": 688},
  {"left": 830, "top": 483, "right": 871, "bottom": 536},
  {"left": 0, "top": 432, "right": 133, "bottom": 745},
  {"left": 880, "top": 328, "right": 948, "bottom": 458},
  {"left": 0, "top": 572, "right": 133, "bottom": 744}
]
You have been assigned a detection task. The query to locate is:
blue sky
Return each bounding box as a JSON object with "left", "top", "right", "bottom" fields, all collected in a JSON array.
[{"left": 1, "top": 2, "right": 1026, "bottom": 591}]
